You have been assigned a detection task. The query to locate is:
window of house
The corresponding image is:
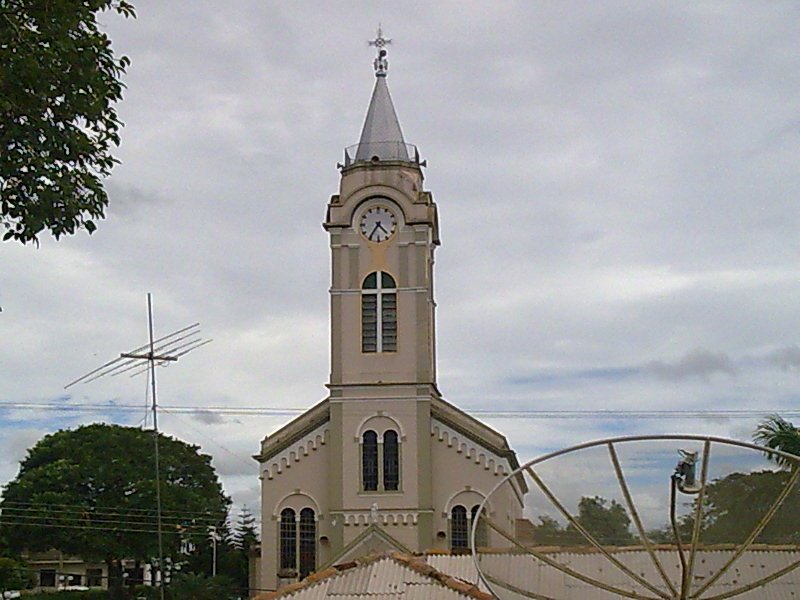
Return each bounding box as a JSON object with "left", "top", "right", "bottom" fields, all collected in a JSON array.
[
  {"left": 86, "top": 569, "right": 103, "bottom": 588},
  {"left": 450, "top": 505, "right": 469, "bottom": 550},
  {"left": 298, "top": 508, "right": 316, "bottom": 578},
  {"left": 450, "top": 504, "right": 488, "bottom": 550},
  {"left": 279, "top": 508, "right": 297, "bottom": 574},
  {"left": 471, "top": 504, "right": 489, "bottom": 547},
  {"left": 362, "top": 272, "right": 397, "bottom": 353},
  {"left": 361, "top": 429, "right": 401, "bottom": 492},
  {"left": 67, "top": 574, "right": 82, "bottom": 587},
  {"left": 362, "top": 430, "right": 379, "bottom": 491},
  {"left": 279, "top": 507, "right": 316, "bottom": 579},
  {"left": 40, "top": 570, "right": 56, "bottom": 588},
  {"left": 383, "top": 430, "right": 399, "bottom": 491}
]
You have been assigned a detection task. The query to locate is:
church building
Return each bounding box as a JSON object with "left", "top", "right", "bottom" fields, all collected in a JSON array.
[{"left": 256, "top": 31, "right": 525, "bottom": 591}]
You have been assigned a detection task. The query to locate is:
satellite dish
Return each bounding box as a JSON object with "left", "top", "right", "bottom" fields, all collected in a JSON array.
[{"left": 472, "top": 435, "right": 800, "bottom": 600}]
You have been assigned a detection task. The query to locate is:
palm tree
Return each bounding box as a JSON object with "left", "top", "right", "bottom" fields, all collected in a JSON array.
[{"left": 753, "top": 415, "right": 800, "bottom": 469}]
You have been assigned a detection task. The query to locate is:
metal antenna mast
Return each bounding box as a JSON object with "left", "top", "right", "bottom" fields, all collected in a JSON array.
[{"left": 66, "top": 293, "right": 211, "bottom": 599}]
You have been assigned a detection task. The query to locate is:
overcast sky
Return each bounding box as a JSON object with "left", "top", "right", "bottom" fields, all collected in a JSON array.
[{"left": 1, "top": 2, "right": 799, "bottom": 521}]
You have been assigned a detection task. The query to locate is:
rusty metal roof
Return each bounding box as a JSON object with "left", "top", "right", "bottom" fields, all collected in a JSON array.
[{"left": 256, "top": 553, "right": 490, "bottom": 600}]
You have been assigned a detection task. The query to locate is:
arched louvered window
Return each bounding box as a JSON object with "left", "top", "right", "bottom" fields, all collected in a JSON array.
[
  {"left": 471, "top": 504, "right": 489, "bottom": 548},
  {"left": 362, "top": 272, "right": 397, "bottom": 353},
  {"left": 451, "top": 505, "right": 469, "bottom": 550},
  {"left": 383, "top": 430, "right": 399, "bottom": 491},
  {"left": 279, "top": 508, "right": 297, "bottom": 572},
  {"left": 362, "top": 430, "right": 379, "bottom": 491},
  {"left": 298, "top": 508, "right": 316, "bottom": 578}
]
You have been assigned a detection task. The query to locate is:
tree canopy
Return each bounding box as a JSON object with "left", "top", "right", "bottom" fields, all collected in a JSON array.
[
  {"left": 0, "top": 0, "right": 134, "bottom": 244},
  {"left": 530, "top": 496, "right": 634, "bottom": 546},
  {"left": 694, "top": 469, "right": 800, "bottom": 545},
  {"left": 0, "top": 424, "right": 230, "bottom": 588},
  {"left": 0, "top": 557, "right": 28, "bottom": 599},
  {"left": 754, "top": 415, "right": 800, "bottom": 468}
]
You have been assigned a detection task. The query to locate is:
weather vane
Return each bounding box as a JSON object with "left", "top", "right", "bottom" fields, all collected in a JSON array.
[{"left": 368, "top": 24, "right": 391, "bottom": 76}]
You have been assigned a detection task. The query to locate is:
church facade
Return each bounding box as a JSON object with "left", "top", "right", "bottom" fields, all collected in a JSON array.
[{"left": 256, "top": 32, "right": 524, "bottom": 591}]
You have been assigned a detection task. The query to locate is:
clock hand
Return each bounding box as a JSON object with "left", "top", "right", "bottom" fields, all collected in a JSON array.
[
  {"left": 376, "top": 223, "right": 389, "bottom": 234},
  {"left": 369, "top": 222, "right": 381, "bottom": 240}
]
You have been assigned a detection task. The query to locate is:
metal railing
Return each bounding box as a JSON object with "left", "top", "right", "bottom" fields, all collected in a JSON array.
[{"left": 341, "top": 142, "right": 421, "bottom": 167}]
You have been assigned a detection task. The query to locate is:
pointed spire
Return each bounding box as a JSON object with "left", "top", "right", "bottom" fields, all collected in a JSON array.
[{"left": 355, "top": 26, "right": 410, "bottom": 162}]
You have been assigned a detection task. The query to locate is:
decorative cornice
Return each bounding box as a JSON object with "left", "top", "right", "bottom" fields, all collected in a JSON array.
[
  {"left": 339, "top": 511, "right": 420, "bottom": 526},
  {"left": 262, "top": 423, "right": 329, "bottom": 480},
  {"left": 431, "top": 421, "right": 510, "bottom": 477}
]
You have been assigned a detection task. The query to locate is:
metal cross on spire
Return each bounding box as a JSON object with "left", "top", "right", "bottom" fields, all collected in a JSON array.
[{"left": 369, "top": 24, "right": 391, "bottom": 77}]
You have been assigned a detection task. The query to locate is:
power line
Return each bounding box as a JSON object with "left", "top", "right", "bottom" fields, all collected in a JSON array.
[
  {"left": 0, "top": 506, "right": 224, "bottom": 526},
  {"left": 0, "top": 402, "right": 797, "bottom": 419}
]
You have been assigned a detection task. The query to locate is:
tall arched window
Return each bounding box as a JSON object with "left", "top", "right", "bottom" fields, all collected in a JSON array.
[
  {"left": 298, "top": 508, "right": 316, "bottom": 578},
  {"left": 278, "top": 507, "right": 316, "bottom": 579},
  {"left": 279, "top": 508, "right": 297, "bottom": 572},
  {"left": 471, "top": 504, "right": 489, "bottom": 548},
  {"left": 362, "top": 431, "right": 379, "bottom": 491},
  {"left": 450, "top": 505, "right": 469, "bottom": 550},
  {"left": 383, "top": 430, "right": 399, "bottom": 491},
  {"left": 361, "top": 428, "right": 401, "bottom": 492},
  {"left": 362, "top": 272, "right": 397, "bottom": 353}
]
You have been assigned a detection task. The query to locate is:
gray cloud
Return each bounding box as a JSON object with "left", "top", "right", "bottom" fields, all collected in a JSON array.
[
  {"left": 764, "top": 345, "right": 800, "bottom": 372},
  {"left": 646, "top": 349, "right": 737, "bottom": 381},
  {"left": 2, "top": 2, "right": 798, "bottom": 514},
  {"left": 191, "top": 410, "right": 225, "bottom": 425}
]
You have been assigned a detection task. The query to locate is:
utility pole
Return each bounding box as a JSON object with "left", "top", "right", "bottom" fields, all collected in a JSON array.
[{"left": 66, "top": 294, "right": 211, "bottom": 600}]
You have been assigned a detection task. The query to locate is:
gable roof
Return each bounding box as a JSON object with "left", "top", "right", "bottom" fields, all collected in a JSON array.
[
  {"left": 254, "top": 552, "right": 492, "bottom": 600},
  {"left": 323, "top": 525, "right": 413, "bottom": 568}
]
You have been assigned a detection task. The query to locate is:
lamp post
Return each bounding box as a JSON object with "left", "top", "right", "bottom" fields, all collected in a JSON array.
[{"left": 208, "top": 526, "right": 221, "bottom": 577}]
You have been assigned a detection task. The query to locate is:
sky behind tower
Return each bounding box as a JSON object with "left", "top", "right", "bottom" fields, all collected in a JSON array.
[{"left": 1, "top": 2, "right": 799, "bottom": 516}]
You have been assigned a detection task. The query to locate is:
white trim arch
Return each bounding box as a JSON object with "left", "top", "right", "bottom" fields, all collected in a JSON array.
[
  {"left": 273, "top": 491, "right": 321, "bottom": 519},
  {"left": 444, "top": 489, "right": 491, "bottom": 517},
  {"left": 355, "top": 413, "right": 406, "bottom": 440}
]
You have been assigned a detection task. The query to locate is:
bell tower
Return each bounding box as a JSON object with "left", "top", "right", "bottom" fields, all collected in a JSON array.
[
  {"left": 323, "top": 28, "right": 441, "bottom": 551},
  {"left": 324, "top": 29, "right": 440, "bottom": 396}
]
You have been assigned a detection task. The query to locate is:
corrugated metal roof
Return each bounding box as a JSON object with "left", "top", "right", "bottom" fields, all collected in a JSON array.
[
  {"left": 263, "top": 549, "right": 800, "bottom": 600},
  {"left": 266, "top": 555, "right": 484, "bottom": 600},
  {"left": 463, "top": 549, "right": 800, "bottom": 599}
]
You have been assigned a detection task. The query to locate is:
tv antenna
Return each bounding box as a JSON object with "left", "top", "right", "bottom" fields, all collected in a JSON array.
[{"left": 66, "top": 293, "right": 211, "bottom": 600}]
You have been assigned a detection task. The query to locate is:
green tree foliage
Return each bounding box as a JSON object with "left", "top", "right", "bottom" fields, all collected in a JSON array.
[
  {"left": 0, "top": 425, "right": 230, "bottom": 598},
  {"left": 0, "top": 557, "right": 28, "bottom": 598},
  {"left": 531, "top": 496, "right": 634, "bottom": 547},
  {"left": 166, "top": 573, "right": 235, "bottom": 600},
  {"left": 0, "top": 0, "right": 135, "bottom": 244},
  {"left": 232, "top": 506, "right": 258, "bottom": 553},
  {"left": 754, "top": 415, "right": 800, "bottom": 468},
  {"left": 569, "top": 496, "right": 634, "bottom": 546},
  {"left": 696, "top": 469, "right": 800, "bottom": 544},
  {"left": 228, "top": 506, "right": 258, "bottom": 594}
]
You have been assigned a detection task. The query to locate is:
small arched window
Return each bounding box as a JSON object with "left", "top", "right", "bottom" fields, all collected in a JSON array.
[
  {"left": 298, "top": 508, "right": 316, "bottom": 578},
  {"left": 362, "top": 431, "right": 379, "bottom": 491},
  {"left": 362, "top": 272, "right": 397, "bottom": 353},
  {"left": 383, "top": 430, "right": 399, "bottom": 491},
  {"left": 450, "top": 505, "right": 469, "bottom": 550},
  {"left": 279, "top": 508, "right": 297, "bottom": 572}
]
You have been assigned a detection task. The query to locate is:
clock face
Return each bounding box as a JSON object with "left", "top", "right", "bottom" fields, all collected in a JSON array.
[{"left": 360, "top": 206, "right": 397, "bottom": 243}]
